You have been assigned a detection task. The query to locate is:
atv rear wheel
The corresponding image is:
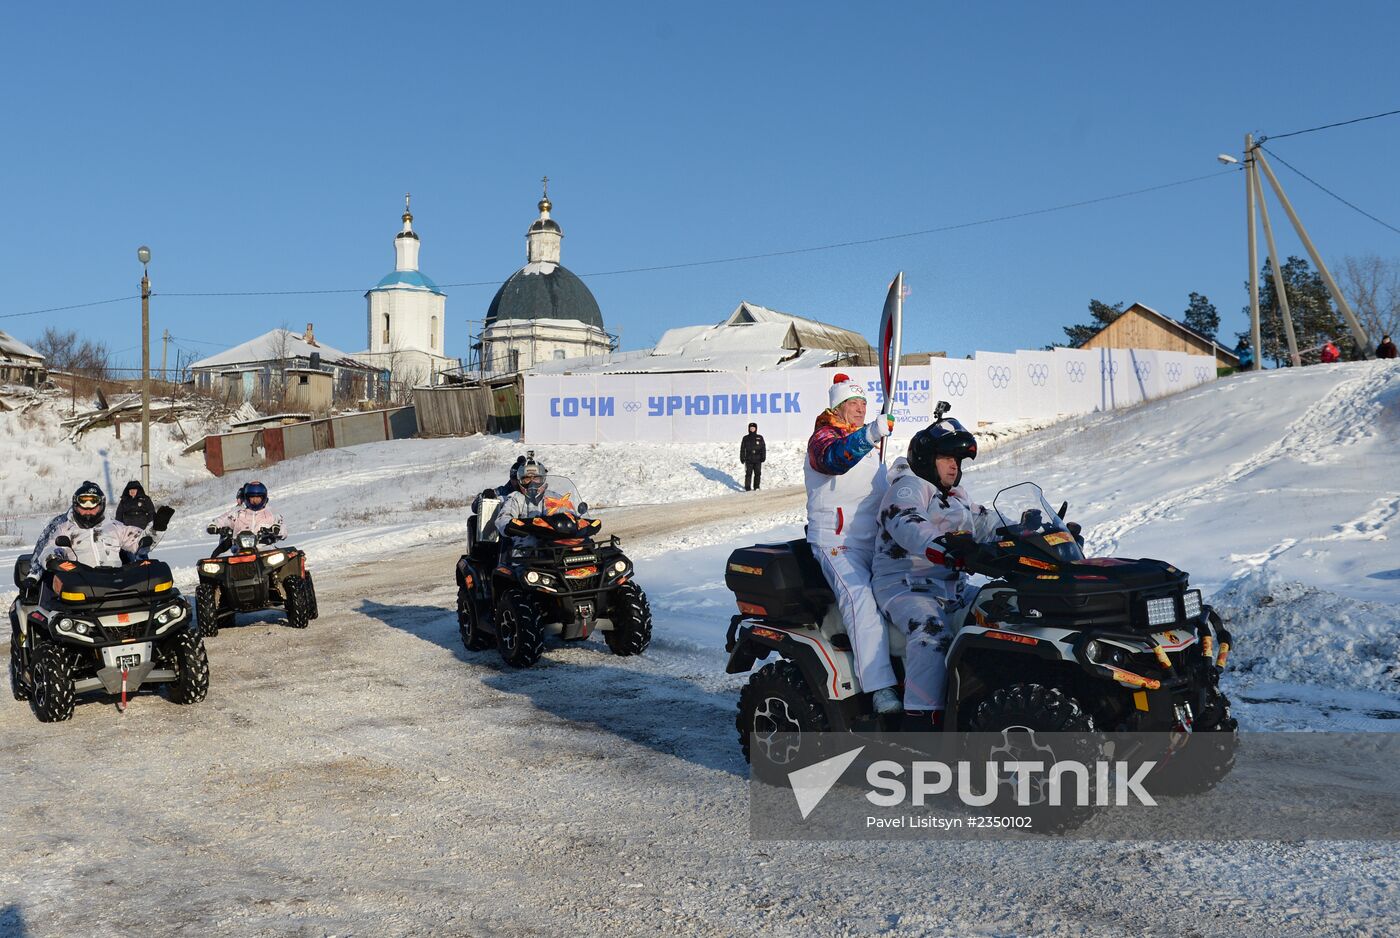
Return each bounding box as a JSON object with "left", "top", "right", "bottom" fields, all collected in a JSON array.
[
  {"left": 458, "top": 587, "right": 493, "bottom": 651},
  {"left": 495, "top": 589, "right": 546, "bottom": 668},
  {"left": 195, "top": 583, "right": 221, "bottom": 638},
  {"left": 969, "top": 683, "right": 1097, "bottom": 832},
  {"left": 29, "top": 642, "right": 75, "bottom": 723},
  {"left": 737, "top": 660, "right": 831, "bottom": 766},
  {"left": 284, "top": 576, "right": 311, "bottom": 629},
  {"left": 10, "top": 627, "right": 29, "bottom": 701},
  {"left": 164, "top": 629, "right": 210, "bottom": 705},
  {"left": 604, "top": 581, "right": 652, "bottom": 657}
]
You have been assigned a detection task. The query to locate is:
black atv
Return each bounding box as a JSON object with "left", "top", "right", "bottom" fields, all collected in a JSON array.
[
  {"left": 9, "top": 538, "right": 208, "bottom": 721},
  {"left": 195, "top": 526, "right": 318, "bottom": 636},
  {"left": 456, "top": 476, "right": 652, "bottom": 668},
  {"left": 725, "top": 481, "right": 1237, "bottom": 795}
]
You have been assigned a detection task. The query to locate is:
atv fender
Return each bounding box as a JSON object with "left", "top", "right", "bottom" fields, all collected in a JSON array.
[{"left": 728, "top": 620, "right": 866, "bottom": 730}]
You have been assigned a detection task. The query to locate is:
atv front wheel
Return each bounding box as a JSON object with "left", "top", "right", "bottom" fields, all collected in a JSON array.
[
  {"left": 284, "top": 576, "right": 311, "bottom": 629},
  {"left": 495, "top": 589, "right": 546, "bottom": 668},
  {"left": 195, "top": 583, "right": 221, "bottom": 638},
  {"left": 737, "top": 660, "right": 831, "bottom": 766},
  {"left": 604, "top": 581, "right": 652, "bottom": 657},
  {"left": 164, "top": 629, "right": 210, "bottom": 705},
  {"left": 1145, "top": 693, "right": 1238, "bottom": 796},
  {"left": 10, "top": 627, "right": 29, "bottom": 701},
  {"left": 969, "top": 683, "right": 1098, "bottom": 832},
  {"left": 304, "top": 572, "right": 319, "bottom": 620},
  {"left": 458, "top": 587, "right": 492, "bottom": 651},
  {"left": 29, "top": 642, "right": 75, "bottom": 722}
]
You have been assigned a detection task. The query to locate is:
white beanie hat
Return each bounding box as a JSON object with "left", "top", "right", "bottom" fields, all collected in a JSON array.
[{"left": 828, "top": 373, "right": 867, "bottom": 410}]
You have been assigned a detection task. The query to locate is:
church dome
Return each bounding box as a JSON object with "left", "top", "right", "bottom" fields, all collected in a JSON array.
[
  {"left": 486, "top": 262, "right": 603, "bottom": 329},
  {"left": 372, "top": 269, "right": 444, "bottom": 295}
]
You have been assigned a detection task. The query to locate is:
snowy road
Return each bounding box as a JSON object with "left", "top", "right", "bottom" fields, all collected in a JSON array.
[{"left": 4, "top": 489, "right": 1400, "bottom": 937}]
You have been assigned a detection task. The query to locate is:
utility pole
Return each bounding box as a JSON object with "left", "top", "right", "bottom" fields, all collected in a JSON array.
[
  {"left": 1245, "top": 134, "right": 1262, "bottom": 370},
  {"left": 1252, "top": 147, "right": 1372, "bottom": 356},
  {"left": 138, "top": 246, "right": 152, "bottom": 490},
  {"left": 1250, "top": 156, "right": 1301, "bottom": 367},
  {"left": 161, "top": 329, "right": 170, "bottom": 386}
]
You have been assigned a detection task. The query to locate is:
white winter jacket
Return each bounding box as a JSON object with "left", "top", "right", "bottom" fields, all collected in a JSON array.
[
  {"left": 28, "top": 512, "right": 160, "bottom": 577},
  {"left": 871, "top": 457, "right": 999, "bottom": 601},
  {"left": 211, "top": 505, "right": 284, "bottom": 538}
]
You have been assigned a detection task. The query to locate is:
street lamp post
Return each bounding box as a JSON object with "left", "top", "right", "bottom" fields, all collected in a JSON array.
[{"left": 138, "top": 245, "right": 152, "bottom": 490}]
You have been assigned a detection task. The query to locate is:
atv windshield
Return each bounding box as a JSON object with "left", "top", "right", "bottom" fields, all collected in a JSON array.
[
  {"left": 538, "top": 476, "right": 589, "bottom": 517},
  {"left": 991, "top": 482, "right": 1084, "bottom": 562}
]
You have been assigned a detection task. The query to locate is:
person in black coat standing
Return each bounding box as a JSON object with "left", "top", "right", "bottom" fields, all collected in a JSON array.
[
  {"left": 113, "top": 479, "right": 156, "bottom": 530},
  {"left": 1377, "top": 335, "right": 1398, "bottom": 359},
  {"left": 740, "top": 423, "right": 766, "bottom": 491}
]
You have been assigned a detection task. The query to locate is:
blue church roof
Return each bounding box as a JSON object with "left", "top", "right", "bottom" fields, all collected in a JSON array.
[{"left": 371, "top": 270, "right": 445, "bottom": 295}]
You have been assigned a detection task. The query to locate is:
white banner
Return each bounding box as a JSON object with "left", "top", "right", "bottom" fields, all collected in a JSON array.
[
  {"left": 974, "top": 351, "right": 1020, "bottom": 425},
  {"left": 523, "top": 347, "right": 1220, "bottom": 442}
]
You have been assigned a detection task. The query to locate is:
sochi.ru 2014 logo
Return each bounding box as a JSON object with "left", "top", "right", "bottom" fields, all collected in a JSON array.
[
  {"left": 1065, "top": 360, "right": 1086, "bottom": 383},
  {"left": 1026, "top": 363, "right": 1049, "bottom": 387},
  {"left": 986, "top": 365, "right": 1011, "bottom": 390},
  {"left": 941, "top": 372, "right": 969, "bottom": 397}
]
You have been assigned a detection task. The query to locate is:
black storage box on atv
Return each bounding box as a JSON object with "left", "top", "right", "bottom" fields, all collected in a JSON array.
[
  {"left": 724, "top": 540, "right": 834, "bottom": 621},
  {"left": 1015, "top": 558, "right": 1190, "bottom": 629}
]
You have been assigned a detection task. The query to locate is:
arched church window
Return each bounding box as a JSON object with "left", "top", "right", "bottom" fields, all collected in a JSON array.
[
  {"left": 553, "top": 348, "right": 566, "bottom": 360},
  {"left": 431, "top": 316, "right": 438, "bottom": 349},
  {"left": 383, "top": 314, "right": 390, "bottom": 345}
]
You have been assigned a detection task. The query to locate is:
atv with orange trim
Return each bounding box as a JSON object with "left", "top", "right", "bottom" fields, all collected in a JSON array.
[
  {"left": 456, "top": 475, "right": 651, "bottom": 668},
  {"left": 194, "top": 526, "right": 318, "bottom": 636}
]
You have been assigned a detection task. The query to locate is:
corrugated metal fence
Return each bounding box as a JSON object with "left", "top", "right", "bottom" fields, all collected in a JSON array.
[{"left": 204, "top": 406, "right": 417, "bottom": 477}]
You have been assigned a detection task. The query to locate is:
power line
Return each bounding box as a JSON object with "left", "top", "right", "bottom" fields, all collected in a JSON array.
[
  {"left": 0, "top": 295, "right": 139, "bottom": 321},
  {"left": 1261, "top": 107, "right": 1400, "bottom": 143},
  {"left": 3, "top": 168, "right": 1237, "bottom": 318},
  {"left": 1261, "top": 145, "right": 1400, "bottom": 237}
]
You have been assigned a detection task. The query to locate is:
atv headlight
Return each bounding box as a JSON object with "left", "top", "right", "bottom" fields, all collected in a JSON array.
[
  {"left": 201, "top": 562, "right": 222, "bottom": 575},
  {"left": 525, "top": 571, "right": 540, "bottom": 584},
  {"left": 55, "top": 617, "right": 75, "bottom": 634},
  {"left": 263, "top": 552, "right": 286, "bottom": 567},
  {"left": 155, "top": 604, "right": 185, "bottom": 625},
  {"left": 611, "top": 560, "right": 628, "bottom": 574},
  {"left": 1145, "top": 596, "right": 1177, "bottom": 627},
  {"left": 1083, "top": 640, "right": 1102, "bottom": 662},
  {"left": 73, "top": 620, "right": 93, "bottom": 636},
  {"left": 1183, "top": 590, "right": 1203, "bottom": 620}
]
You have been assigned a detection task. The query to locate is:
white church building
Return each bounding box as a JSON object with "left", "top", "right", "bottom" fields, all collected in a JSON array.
[
  {"left": 475, "top": 185, "right": 615, "bottom": 376},
  {"left": 358, "top": 196, "right": 457, "bottom": 390}
]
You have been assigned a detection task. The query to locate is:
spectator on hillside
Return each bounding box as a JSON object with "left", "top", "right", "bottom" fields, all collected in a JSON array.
[
  {"left": 1236, "top": 338, "right": 1254, "bottom": 370},
  {"left": 1320, "top": 340, "right": 1341, "bottom": 364},
  {"left": 114, "top": 479, "right": 155, "bottom": 530},
  {"left": 1377, "top": 335, "right": 1398, "bottom": 360},
  {"left": 739, "top": 423, "right": 766, "bottom": 491}
]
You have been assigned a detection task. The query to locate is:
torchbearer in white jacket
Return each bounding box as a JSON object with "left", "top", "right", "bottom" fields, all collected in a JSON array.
[
  {"left": 872, "top": 419, "right": 999, "bottom": 727},
  {"left": 804, "top": 373, "right": 897, "bottom": 713}
]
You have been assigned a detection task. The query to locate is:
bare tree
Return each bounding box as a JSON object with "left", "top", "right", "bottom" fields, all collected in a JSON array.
[
  {"left": 31, "top": 327, "right": 110, "bottom": 378},
  {"left": 1338, "top": 255, "right": 1400, "bottom": 348}
]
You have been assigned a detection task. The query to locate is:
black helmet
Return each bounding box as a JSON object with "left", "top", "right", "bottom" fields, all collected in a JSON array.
[
  {"left": 71, "top": 481, "right": 107, "bottom": 529},
  {"left": 907, "top": 418, "right": 978, "bottom": 490},
  {"left": 514, "top": 457, "right": 547, "bottom": 499}
]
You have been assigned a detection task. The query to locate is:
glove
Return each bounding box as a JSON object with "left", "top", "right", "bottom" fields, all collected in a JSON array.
[
  {"left": 926, "top": 547, "right": 964, "bottom": 571},
  {"left": 864, "top": 414, "right": 896, "bottom": 445},
  {"left": 1066, "top": 521, "right": 1084, "bottom": 547},
  {"left": 153, "top": 505, "right": 175, "bottom": 532},
  {"left": 138, "top": 536, "right": 154, "bottom": 552},
  {"left": 20, "top": 578, "right": 41, "bottom": 604}
]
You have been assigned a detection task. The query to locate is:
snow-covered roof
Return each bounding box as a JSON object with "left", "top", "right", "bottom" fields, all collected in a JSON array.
[
  {"left": 189, "top": 329, "right": 376, "bottom": 371},
  {"left": 0, "top": 330, "right": 43, "bottom": 362}
]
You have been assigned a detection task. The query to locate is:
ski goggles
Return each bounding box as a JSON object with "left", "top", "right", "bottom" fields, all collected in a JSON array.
[{"left": 75, "top": 493, "right": 103, "bottom": 509}]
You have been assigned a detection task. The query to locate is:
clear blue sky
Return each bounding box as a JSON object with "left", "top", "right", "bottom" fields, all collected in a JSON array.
[{"left": 3, "top": 1, "right": 1398, "bottom": 371}]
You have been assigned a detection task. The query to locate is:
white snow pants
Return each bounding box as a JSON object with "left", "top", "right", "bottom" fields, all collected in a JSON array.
[
  {"left": 877, "top": 579, "right": 963, "bottom": 712},
  {"left": 813, "top": 544, "right": 896, "bottom": 693}
]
